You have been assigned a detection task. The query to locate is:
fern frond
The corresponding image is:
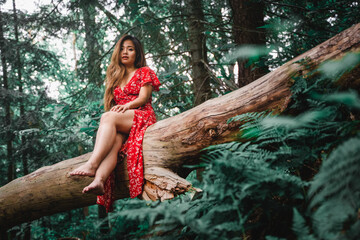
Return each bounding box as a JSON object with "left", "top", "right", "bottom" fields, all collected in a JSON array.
[
  {"left": 292, "top": 208, "right": 316, "bottom": 240},
  {"left": 308, "top": 136, "right": 360, "bottom": 239}
]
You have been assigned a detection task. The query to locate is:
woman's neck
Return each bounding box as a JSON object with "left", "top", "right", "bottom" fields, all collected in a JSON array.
[{"left": 124, "top": 65, "right": 136, "bottom": 74}]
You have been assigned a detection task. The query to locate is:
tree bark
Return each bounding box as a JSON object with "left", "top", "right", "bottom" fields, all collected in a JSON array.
[
  {"left": 81, "top": 0, "right": 102, "bottom": 84},
  {"left": 12, "top": 0, "right": 29, "bottom": 179},
  {"left": 186, "top": 0, "right": 212, "bottom": 180},
  {"left": 0, "top": 22, "right": 359, "bottom": 230},
  {"left": 11, "top": 2, "right": 31, "bottom": 238},
  {"left": 186, "top": 0, "right": 212, "bottom": 106},
  {"left": 0, "top": 6, "right": 14, "bottom": 239},
  {"left": 229, "top": 0, "right": 268, "bottom": 87},
  {"left": 0, "top": 6, "right": 14, "bottom": 183}
]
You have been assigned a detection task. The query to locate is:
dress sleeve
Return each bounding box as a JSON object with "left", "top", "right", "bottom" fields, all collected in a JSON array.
[{"left": 140, "top": 67, "right": 161, "bottom": 92}]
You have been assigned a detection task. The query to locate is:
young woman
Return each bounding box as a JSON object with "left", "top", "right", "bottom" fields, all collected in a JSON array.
[{"left": 70, "top": 35, "right": 161, "bottom": 212}]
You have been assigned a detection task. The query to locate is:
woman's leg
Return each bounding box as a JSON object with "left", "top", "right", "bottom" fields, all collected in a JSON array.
[
  {"left": 82, "top": 133, "right": 126, "bottom": 195},
  {"left": 70, "top": 110, "right": 135, "bottom": 176}
]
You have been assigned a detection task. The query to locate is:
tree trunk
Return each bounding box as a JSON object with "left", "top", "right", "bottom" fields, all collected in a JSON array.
[
  {"left": 12, "top": 1, "right": 31, "bottom": 237},
  {"left": 229, "top": 0, "right": 268, "bottom": 87},
  {"left": 186, "top": 0, "right": 212, "bottom": 106},
  {"left": 12, "top": 0, "right": 29, "bottom": 178},
  {"left": 81, "top": 0, "right": 102, "bottom": 84},
  {"left": 0, "top": 6, "right": 14, "bottom": 183},
  {"left": 0, "top": 6, "right": 15, "bottom": 239},
  {"left": 186, "top": 0, "right": 212, "bottom": 180},
  {"left": 0, "top": 22, "right": 359, "bottom": 230}
]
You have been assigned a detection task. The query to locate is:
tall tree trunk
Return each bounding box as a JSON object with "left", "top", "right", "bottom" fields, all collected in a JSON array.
[
  {"left": 12, "top": 2, "right": 31, "bottom": 238},
  {"left": 81, "top": 0, "right": 102, "bottom": 84},
  {"left": 0, "top": 6, "right": 14, "bottom": 240},
  {"left": 1, "top": 22, "right": 359, "bottom": 230},
  {"left": 186, "top": 0, "right": 212, "bottom": 106},
  {"left": 185, "top": 0, "right": 212, "bottom": 180},
  {"left": 0, "top": 6, "right": 14, "bottom": 183},
  {"left": 229, "top": 0, "right": 267, "bottom": 87},
  {"left": 12, "top": 0, "right": 29, "bottom": 178}
]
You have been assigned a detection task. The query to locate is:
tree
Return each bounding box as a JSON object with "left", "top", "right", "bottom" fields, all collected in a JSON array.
[
  {"left": 1, "top": 1, "right": 360, "bottom": 238},
  {"left": 80, "top": 0, "right": 103, "bottom": 84},
  {"left": 185, "top": 0, "right": 212, "bottom": 106},
  {"left": 262, "top": 0, "right": 360, "bottom": 69},
  {"left": 0, "top": 6, "right": 14, "bottom": 183},
  {"left": 229, "top": 0, "right": 268, "bottom": 87},
  {"left": 12, "top": 0, "right": 30, "bottom": 179},
  {"left": 0, "top": 22, "right": 359, "bottom": 230}
]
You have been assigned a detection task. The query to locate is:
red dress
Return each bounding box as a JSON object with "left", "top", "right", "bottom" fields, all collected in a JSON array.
[{"left": 97, "top": 66, "right": 161, "bottom": 212}]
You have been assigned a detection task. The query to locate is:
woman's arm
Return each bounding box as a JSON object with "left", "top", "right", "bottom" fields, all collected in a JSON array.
[{"left": 111, "top": 84, "right": 153, "bottom": 113}]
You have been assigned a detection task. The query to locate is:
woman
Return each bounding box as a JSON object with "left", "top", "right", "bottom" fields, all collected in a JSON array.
[{"left": 70, "top": 35, "right": 161, "bottom": 212}]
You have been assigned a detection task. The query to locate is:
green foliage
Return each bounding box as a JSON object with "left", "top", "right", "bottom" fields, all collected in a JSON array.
[
  {"left": 106, "top": 52, "right": 360, "bottom": 239},
  {"left": 264, "top": 0, "right": 360, "bottom": 69},
  {"left": 1, "top": 0, "right": 360, "bottom": 239},
  {"left": 309, "top": 136, "right": 360, "bottom": 240},
  {"left": 291, "top": 209, "right": 316, "bottom": 240}
]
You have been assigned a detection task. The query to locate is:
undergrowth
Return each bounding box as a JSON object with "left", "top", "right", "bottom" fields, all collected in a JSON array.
[{"left": 67, "top": 54, "right": 360, "bottom": 240}]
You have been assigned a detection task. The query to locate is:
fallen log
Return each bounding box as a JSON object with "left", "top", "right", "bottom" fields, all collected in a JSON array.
[{"left": 0, "top": 23, "right": 359, "bottom": 230}]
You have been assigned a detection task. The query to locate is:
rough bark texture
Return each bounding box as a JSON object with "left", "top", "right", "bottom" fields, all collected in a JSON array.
[
  {"left": 186, "top": 0, "right": 212, "bottom": 106},
  {"left": 0, "top": 10, "right": 13, "bottom": 239},
  {"left": 81, "top": 0, "right": 102, "bottom": 84},
  {"left": 13, "top": 0, "right": 29, "bottom": 179},
  {"left": 229, "top": 0, "right": 268, "bottom": 87},
  {"left": 0, "top": 7, "right": 14, "bottom": 183},
  {"left": 0, "top": 23, "right": 359, "bottom": 230}
]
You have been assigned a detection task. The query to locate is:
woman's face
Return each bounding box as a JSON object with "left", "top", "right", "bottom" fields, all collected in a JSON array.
[{"left": 120, "top": 39, "right": 136, "bottom": 67}]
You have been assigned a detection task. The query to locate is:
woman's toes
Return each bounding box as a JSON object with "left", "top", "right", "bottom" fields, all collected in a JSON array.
[
  {"left": 82, "top": 187, "right": 89, "bottom": 194},
  {"left": 82, "top": 180, "right": 105, "bottom": 195},
  {"left": 69, "top": 164, "right": 96, "bottom": 176}
]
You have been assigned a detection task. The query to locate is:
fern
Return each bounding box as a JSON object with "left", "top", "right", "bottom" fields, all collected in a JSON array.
[
  {"left": 308, "top": 136, "right": 360, "bottom": 240},
  {"left": 292, "top": 208, "right": 316, "bottom": 240},
  {"left": 104, "top": 54, "right": 360, "bottom": 240}
]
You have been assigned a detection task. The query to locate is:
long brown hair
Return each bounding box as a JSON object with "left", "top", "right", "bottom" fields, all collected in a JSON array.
[{"left": 104, "top": 35, "right": 147, "bottom": 111}]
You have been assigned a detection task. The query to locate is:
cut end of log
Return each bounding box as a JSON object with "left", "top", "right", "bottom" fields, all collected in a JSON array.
[{"left": 142, "top": 167, "right": 201, "bottom": 201}]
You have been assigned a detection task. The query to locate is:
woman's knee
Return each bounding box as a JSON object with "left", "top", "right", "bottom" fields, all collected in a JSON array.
[
  {"left": 100, "top": 111, "right": 133, "bottom": 133},
  {"left": 100, "top": 111, "right": 118, "bottom": 123}
]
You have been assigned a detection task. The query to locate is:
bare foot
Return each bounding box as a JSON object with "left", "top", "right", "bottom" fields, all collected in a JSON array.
[
  {"left": 82, "top": 179, "right": 105, "bottom": 195},
  {"left": 69, "top": 162, "right": 96, "bottom": 176}
]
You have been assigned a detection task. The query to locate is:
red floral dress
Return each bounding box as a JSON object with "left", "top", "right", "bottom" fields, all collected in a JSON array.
[{"left": 97, "top": 66, "right": 161, "bottom": 212}]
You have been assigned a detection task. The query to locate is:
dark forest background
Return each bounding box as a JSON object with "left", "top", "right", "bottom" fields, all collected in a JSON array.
[{"left": 1, "top": 0, "right": 360, "bottom": 239}]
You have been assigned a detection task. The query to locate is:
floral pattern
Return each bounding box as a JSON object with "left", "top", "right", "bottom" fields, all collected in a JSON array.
[{"left": 97, "top": 66, "right": 161, "bottom": 212}]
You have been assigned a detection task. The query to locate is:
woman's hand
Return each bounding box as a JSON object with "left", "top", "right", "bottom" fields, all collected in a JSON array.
[
  {"left": 111, "top": 103, "right": 132, "bottom": 113},
  {"left": 110, "top": 85, "right": 152, "bottom": 113}
]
